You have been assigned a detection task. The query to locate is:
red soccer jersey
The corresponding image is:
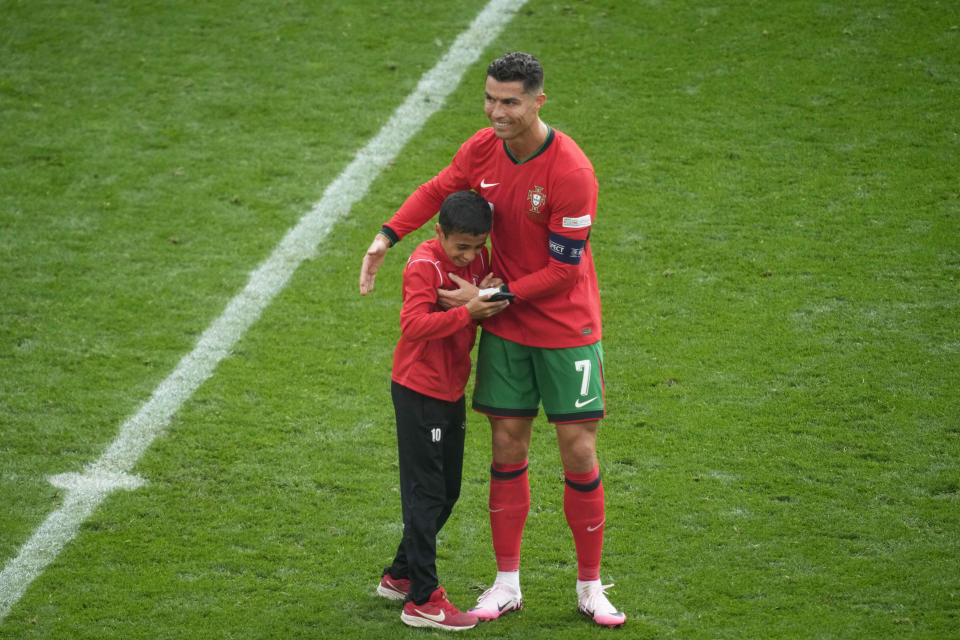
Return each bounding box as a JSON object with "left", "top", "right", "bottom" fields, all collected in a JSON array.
[
  {"left": 391, "top": 238, "right": 491, "bottom": 402},
  {"left": 384, "top": 127, "right": 601, "bottom": 348}
]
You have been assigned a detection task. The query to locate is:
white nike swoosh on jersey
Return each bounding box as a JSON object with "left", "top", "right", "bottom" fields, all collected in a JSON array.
[
  {"left": 489, "top": 508, "right": 505, "bottom": 513},
  {"left": 587, "top": 519, "right": 605, "bottom": 532},
  {"left": 414, "top": 609, "right": 446, "bottom": 623},
  {"left": 574, "top": 396, "right": 598, "bottom": 408},
  {"left": 480, "top": 179, "right": 500, "bottom": 188}
]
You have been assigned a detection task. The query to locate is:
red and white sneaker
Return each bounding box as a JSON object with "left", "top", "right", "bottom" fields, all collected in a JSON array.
[
  {"left": 376, "top": 573, "right": 410, "bottom": 601},
  {"left": 468, "top": 582, "right": 523, "bottom": 621},
  {"left": 401, "top": 587, "right": 478, "bottom": 631},
  {"left": 577, "top": 582, "right": 626, "bottom": 627}
]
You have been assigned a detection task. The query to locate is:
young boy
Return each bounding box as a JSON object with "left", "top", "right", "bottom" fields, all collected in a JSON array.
[{"left": 376, "top": 190, "right": 509, "bottom": 631}]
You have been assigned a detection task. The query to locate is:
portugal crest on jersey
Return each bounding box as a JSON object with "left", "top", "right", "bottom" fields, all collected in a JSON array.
[{"left": 527, "top": 185, "right": 546, "bottom": 218}]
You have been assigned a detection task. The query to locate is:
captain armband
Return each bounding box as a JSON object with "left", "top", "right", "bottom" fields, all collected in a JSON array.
[{"left": 547, "top": 231, "right": 587, "bottom": 265}]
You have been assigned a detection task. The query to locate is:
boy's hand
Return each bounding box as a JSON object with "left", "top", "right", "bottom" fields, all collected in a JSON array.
[
  {"left": 465, "top": 294, "right": 510, "bottom": 320},
  {"left": 479, "top": 273, "right": 505, "bottom": 289}
]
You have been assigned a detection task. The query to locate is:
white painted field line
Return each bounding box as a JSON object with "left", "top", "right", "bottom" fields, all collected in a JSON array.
[{"left": 0, "top": 0, "right": 528, "bottom": 621}]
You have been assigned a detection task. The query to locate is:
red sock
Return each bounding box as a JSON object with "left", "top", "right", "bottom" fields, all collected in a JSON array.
[
  {"left": 489, "top": 460, "right": 529, "bottom": 572},
  {"left": 564, "top": 465, "right": 605, "bottom": 581}
]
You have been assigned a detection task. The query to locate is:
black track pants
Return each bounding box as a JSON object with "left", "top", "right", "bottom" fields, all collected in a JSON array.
[{"left": 387, "top": 381, "right": 466, "bottom": 604}]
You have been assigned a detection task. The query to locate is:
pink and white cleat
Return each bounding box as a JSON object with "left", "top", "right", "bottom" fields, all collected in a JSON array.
[
  {"left": 469, "top": 582, "right": 523, "bottom": 621},
  {"left": 577, "top": 582, "right": 626, "bottom": 627}
]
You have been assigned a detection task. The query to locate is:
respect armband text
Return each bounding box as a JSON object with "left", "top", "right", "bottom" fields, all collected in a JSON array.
[{"left": 548, "top": 232, "right": 587, "bottom": 265}]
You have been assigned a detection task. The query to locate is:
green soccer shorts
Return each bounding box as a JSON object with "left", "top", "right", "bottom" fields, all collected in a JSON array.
[{"left": 471, "top": 330, "right": 605, "bottom": 424}]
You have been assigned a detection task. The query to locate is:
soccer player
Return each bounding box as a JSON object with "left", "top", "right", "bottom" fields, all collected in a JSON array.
[
  {"left": 361, "top": 53, "right": 625, "bottom": 628},
  {"left": 376, "top": 190, "right": 509, "bottom": 631}
]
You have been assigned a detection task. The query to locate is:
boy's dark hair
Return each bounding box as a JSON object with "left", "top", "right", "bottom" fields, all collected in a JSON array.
[
  {"left": 486, "top": 51, "right": 543, "bottom": 94},
  {"left": 438, "top": 190, "right": 492, "bottom": 237}
]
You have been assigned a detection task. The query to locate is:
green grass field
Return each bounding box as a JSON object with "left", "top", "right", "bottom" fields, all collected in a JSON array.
[{"left": 2, "top": 0, "right": 958, "bottom": 638}]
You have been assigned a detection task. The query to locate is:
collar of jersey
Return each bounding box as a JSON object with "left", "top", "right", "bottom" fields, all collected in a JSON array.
[{"left": 503, "top": 126, "right": 555, "bottom": 165}]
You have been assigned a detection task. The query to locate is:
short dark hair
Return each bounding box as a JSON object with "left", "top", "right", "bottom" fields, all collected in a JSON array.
[
  {"left": 438, "top": 190, "right": 492, "bottom": 236},
  {"left": 486, "top": 51, "right": 543, "bottom": 94}
]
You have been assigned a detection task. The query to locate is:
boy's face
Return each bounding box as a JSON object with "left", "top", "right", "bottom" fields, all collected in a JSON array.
[{"left": 435, "top": 223, "right": 488, "bottom": 268}]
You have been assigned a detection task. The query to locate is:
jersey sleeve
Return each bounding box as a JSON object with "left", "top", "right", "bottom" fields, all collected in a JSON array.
[
  {"left": 400, "top": 260, "right": 473, "bottom": 341},
  {"left": 508, "top": 166, "right": 597, "bottom": 300},
  {"left": 382, "top": 140, "right": 475, "bottom": 242}
]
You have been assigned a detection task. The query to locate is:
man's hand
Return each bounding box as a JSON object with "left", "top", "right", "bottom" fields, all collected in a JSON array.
[
  {"left": 442, "top": 272, "right": 510, "bottom": 318},
  {"left": 437, "top": 273, "right": 479, "bottom": 310},
  {"left": 359, "top": 234, "right": 391, "bottom": 295}
]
